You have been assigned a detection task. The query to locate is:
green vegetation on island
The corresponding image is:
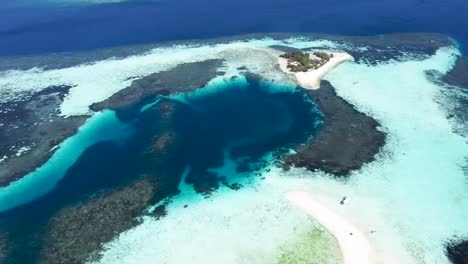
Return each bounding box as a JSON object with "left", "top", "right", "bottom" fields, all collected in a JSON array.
[{"left": 280, "top": 51, "right": 333, "bottom": 72}]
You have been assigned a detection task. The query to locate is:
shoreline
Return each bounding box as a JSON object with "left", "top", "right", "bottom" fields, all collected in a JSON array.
[
  {"left": 278, "top": 51, "right": 353, "bottom": 89},
  {"left": 285, "top": 191, "right": 371, "bottom": 264}
]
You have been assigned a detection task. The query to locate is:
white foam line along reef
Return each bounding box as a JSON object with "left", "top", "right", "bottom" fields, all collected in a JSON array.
[{"left": 0, "top": 38, "right": 341, "bottom": 116}]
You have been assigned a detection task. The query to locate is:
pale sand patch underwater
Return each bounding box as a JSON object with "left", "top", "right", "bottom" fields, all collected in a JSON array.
[
  {"left": 277, "top": 223, "right": 342, "bottom": 264},
  {"left": 318, "top": 46, "right": 468, "bottom": 263},
  {"left": 88, "top": 169, "right": 343, "bottom": 264},
  {"left": 89, "top": 44, "right": 468, "bottom": 264}
]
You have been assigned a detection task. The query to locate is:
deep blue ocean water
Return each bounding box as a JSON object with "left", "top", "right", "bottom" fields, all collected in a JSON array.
[{"left": 0, "top": 0, "right": 467, "bottom": 56}]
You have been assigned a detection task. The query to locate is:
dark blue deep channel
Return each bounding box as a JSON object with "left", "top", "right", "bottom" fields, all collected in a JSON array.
[{"left": 0, "top": 77, "right": 322, "bottom": 263}]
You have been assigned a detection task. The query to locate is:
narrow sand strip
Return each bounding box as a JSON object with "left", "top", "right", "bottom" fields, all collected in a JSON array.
[
  {"left": 279, "top": 51, "right": 353, "bottom": 89},
  {"left": 285, "top": 191, "right": 371, "bottom": 264}
]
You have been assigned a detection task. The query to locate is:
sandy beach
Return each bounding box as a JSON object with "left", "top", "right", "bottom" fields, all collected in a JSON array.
[
  {"left": 279, "top": 51, "right": 353, "bottom": 89},
  {"left": 285, "top": 191, "right": 371, "bottom": 264}
]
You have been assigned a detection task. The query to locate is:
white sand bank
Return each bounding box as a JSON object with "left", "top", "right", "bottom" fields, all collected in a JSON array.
[
  {"left": 279, "top": 51, "right": 353, "bottom": 89},
  {"left": 285, "top": 191, "right": 371, "bottom": 264}
]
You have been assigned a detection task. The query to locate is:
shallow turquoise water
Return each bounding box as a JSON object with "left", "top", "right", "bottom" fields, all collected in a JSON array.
[
  {"left": 0, "top": 110, "right": 133, "bottom": 212},
  {"left": 0, "top": 76, "right": 322, "bottom": 263}
]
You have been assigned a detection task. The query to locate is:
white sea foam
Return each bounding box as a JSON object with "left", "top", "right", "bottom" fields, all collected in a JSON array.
[
  {"left": 89, "top": 44, "right": 467, "bottom": 264},
  {"left": 0, "top": 38, "right": 349, "bottom": 116}
]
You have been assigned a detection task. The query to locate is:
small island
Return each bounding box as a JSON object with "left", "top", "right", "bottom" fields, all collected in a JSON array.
[
  {"left": 280, "top": 51, "right": 333, "bottom": 72},
  {"left": 278, "top": 50, "right": 353, "bottom": 89}
]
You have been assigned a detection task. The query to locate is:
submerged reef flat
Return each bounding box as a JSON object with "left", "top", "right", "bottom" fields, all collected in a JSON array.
[
  {"left": 0, "top": 233, "right": 9, "bottom": 263},
  {"left": 0, "top": 33, "right": 451, "bottom": 72},
  {"left": 39, "top": 177, "right": 157, "bottom": 264},
  {"left": 89, "top": 171, "right": 346, "bottom": 264},
  {"left": 0, "top": 85, "right": 87, "bottom": 187},
  {"left": 0, "top": 75, "right": 321, "bottom": 263},
  {"left": 267, "top": 32, "right": 453, "bottom": 64},
  {"left": 0, "top": 32, "right": 447, "bottom": 190},
  {"left": 440, "top": 56, "right": 468, "bottom": 135},
  {"left": 443, "top": 56, "right": 468, "bottom": 88},
  {"left": 278, "top": 224, "right": 341, "bottom": 264},
  {"left": 281, "top": 81, "right": 385, "bottom": 175},
  {"left": 0, "top": 59, "right": 224, "bottom": 189},
  {"left": 0, "top": 33, "right": 467, "bottom": 264},
  {"left": 447, "top": 240, "right": 468, "bottom": 264},
  {"left": 90, "top": 59, "right": 225, "bottom": 113}
]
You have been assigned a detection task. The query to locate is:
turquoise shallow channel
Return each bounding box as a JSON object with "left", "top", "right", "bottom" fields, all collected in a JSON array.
[{"left": 0, "top": 75, "right": 322, "bottom": 263}]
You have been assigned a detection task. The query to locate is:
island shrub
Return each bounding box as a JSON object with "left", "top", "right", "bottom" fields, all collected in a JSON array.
[
  {"left": 281, "top": 51, "right": 331, "bottom": 72},
  {"left": 313, "top": 51, "right": 330, "bottom": 61}
]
